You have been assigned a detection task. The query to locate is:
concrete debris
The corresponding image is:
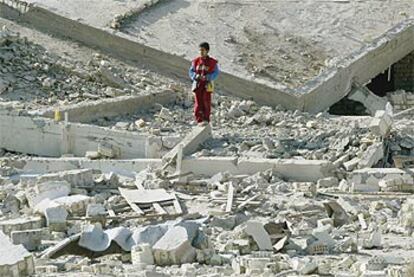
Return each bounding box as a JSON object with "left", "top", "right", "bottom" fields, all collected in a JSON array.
[
  {"left": 11, "top": 229, "right": 43, "bottom": 251},
  {"left": 369, "top": 110, "right": 393, "bottom": 137},
  {"left": 358, "top": 142, "right": 384, "bottom": 169},
  {"left": 0, "top": 16, "right": 413, "bottom": 276},
  {"left": 152, "top": 226, "right": 197, "bottom": 265},
  {"left": 243, "top": 220, "right": 273, "bottom": 251}
]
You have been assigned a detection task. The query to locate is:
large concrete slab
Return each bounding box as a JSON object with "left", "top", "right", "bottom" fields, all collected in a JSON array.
[{"left": 0, "top": 115, "right": 161, "bottom": 158}]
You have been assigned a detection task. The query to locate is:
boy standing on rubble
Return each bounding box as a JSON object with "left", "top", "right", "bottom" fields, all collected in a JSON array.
[{"left": 188, "top": 42, "right": 220, "bottom": 126}]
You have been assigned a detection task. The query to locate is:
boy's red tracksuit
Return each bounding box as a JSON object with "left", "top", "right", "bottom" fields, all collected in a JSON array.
[{"left": 188, "top": 56, "right": 220, "bottom": 123}]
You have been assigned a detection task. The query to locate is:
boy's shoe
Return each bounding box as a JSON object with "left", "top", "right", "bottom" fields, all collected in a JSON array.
[{"left": 198, "top": 121, "right": 208, "bottom": 127}]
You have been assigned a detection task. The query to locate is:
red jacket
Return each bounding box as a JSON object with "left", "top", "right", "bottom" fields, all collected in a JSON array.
[{"left": 189, "top": 56, "right": 219, "bottom": 84}]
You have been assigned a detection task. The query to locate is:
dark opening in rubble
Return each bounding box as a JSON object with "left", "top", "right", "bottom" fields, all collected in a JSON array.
[
  {"left": 329, "top": 50, "right": 414, "bottom": 116},
  {"left": 367, "top": 69, "right": 395, "bottom": 97},
  {"left": 328, "top": 98, "right": 370, "bottom": 116},
  {"left": 368, "top": 51, "right": 414, "bottom": 96}
]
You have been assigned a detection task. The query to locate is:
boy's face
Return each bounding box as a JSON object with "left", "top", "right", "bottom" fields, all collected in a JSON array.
[{"left": 199, "top": 47, "right": 208, "bottom": 57}]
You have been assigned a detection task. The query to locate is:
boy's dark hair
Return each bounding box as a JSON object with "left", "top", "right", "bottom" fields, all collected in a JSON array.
[{"left": 199, "top": 42, "right": 210, "bottom": 51}]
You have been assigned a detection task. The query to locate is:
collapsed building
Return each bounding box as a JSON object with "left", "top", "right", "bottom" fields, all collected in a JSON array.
[{"left": 0, "top": 0, "right": 414, "bottom": 276}]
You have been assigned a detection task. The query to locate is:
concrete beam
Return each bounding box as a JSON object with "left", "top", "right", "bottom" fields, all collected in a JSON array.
[
  {"left": 182, "top": 157, "right": 336, "bottom": 182},
  {"left": 7, "top": 156, "right": 336, "bottom": 182},
  {"left": 0, "top": 115, "right": 161, "bottom": 158},
  {"left": 9, "top": 157, "right": 162, "bottom": 178},
  {"left": 30, "top": 90, "right": 179, "bottom": 123},
  {"left": 162, "top": 125, "right": 212, "bottom": 163}
]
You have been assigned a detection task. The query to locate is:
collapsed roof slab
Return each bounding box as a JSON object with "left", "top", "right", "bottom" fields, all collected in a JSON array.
[{"left": 0, "top": 1, "right": 413, "bottom": 113}]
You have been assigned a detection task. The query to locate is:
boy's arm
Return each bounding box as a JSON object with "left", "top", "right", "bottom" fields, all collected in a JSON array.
[
  {"left": 188, "top": 62, "right": 197, "bottom": 81},
  {"left": 207, "top": 64, "right": 220, "bottom": 81}
]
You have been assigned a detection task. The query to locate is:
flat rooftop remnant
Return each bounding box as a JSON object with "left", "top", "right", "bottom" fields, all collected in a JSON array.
[{"left": 120, "top": 0, "right": 413, "bottom": 88}]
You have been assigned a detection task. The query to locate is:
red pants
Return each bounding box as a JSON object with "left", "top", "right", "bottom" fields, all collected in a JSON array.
[{"left": 194, "top": 87, "right": 211, "bottom": 123}]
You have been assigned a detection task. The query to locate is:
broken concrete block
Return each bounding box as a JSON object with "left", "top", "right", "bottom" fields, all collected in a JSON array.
[
  {"left": 78, "top": 224, "right": 115, "bottom": 252},
  {"left": 45, "top": 205, "right": 68, "bottom": 232},
  {"left": 53, "top": 194, "right": 92, "bottom": 215},
  {"left": 86, "top": 203, "right": 106, "bottom": 218},
  {"left": 343, "top": 157, "right": 361, "bottom": 171},
  {"left": 362, "top": 230, "right": 382, "bottom": 249},
  {"left": 243, "top": 221, "right": 273, "bottom": 251},
  {"left": 11, "top": 228, "right": 43, "bottom": 251},
  {"left": 26, "top": 180, "right": 71, "bottom": 208},
  {"left": 358, "top": 142, "right": 384, "bottom": 169},
  {"left": 152, "top": 226, "right": 197, "bottom": 265},
  {"left": 36, "top": 169, "right": 95, "bottom": 188},
  {"left": 369, "top": 110, "right": 393, "bottom": 137},
  {"left": 0, "top": 231, "right": 34, "bottom": 276},
  {"left": 317, "top": 177, "right": 339, "bottom": 188},
  {"left": 0, "top": 217, "right": 44, "bottom": 235},
  {"left": 379, "top": 175, "right": 414, "bottom": 192},
  {"left": 131, "top": 243, "right": 154, "bottom": 266},
  {"left": 323, "top": 201, "right": 350, "bottom": 227},
  {"left": 131, "top": 225, "right": 169, "bottom": 247}
]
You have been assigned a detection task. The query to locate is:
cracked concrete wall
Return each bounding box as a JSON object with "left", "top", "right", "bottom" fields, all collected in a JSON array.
[{"left": 0, "top": 115, "right": 159, "bottom": 158}]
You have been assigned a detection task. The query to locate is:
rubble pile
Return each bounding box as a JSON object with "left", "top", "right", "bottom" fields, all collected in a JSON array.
[
  {"left": 1, "top": 15, "right": 414, "bottom": 277},
  {"left": 0, "top": 28, "right": 180, "bottom": 110},
  {"left": 0, "top": 159, "right": 414, "bottom": 276}
]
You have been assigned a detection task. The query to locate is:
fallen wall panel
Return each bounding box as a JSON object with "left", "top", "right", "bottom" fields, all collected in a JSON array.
[
  {"left": 0, "top": 115, "right": 160, "bottom": 158},
  {"left": 7, "top": 157, "right": 336, "bottom": 182}
]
